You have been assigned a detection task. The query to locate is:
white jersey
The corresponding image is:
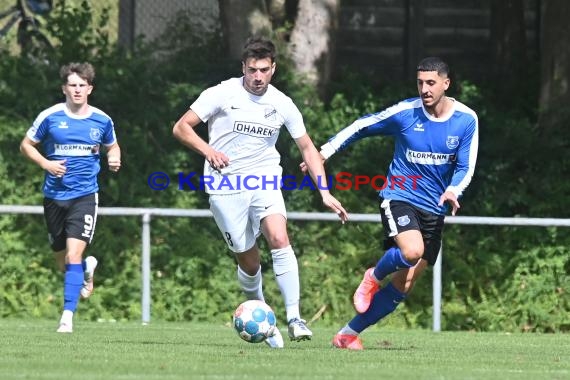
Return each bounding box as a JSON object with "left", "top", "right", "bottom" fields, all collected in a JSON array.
[{"left": 190, "top": 77, "right": 306, "bottom": 194}]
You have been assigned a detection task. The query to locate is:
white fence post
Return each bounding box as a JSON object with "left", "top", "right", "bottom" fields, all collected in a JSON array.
[
  {"left": 141, "top": 212, "right": 151, "bottom": 325},
  {"left": 433, "top": 245, "right": 442, "bottom": 332}
]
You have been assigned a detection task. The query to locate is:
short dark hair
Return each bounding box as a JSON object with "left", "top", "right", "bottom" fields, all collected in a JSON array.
[
  {"left": 59, "top": 62, "right": 95, "bottom": 84},
  {"left": 417, "top": 57, "right": 450, "bottom": 77},
  {"left": 242, "top": 36, "right": 276, "bottom": 63}
]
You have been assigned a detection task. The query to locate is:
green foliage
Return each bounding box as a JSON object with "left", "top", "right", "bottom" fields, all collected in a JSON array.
[{"left": 0, "top": 2, "right": 568, "bottom": 333}]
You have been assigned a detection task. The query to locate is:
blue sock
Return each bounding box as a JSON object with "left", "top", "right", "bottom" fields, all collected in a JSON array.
[
  {"left": 373, "top": 247, "right": 414, "bottom": 280},
  {"left": 347, "top": 283, "right": 406, "bottom": 333},
  {"left": 63, "top": 264, "right": 84, "bottom": 312}
]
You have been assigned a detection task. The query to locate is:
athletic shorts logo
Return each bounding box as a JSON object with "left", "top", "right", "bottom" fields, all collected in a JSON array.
[{"left": 397, "top": 215, "right": 411, "bottom": 227}]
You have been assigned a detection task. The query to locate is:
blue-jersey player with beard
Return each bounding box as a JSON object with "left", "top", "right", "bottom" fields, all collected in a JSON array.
[{"left": 303, "top": 57, "right": 478, "bottom": 349}]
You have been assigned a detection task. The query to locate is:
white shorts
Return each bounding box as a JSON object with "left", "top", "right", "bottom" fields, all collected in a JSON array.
[{"left": 209, "top": 189, "right": 287, "bottom": 253}]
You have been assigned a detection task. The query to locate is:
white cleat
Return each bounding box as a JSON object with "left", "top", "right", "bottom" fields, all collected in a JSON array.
[
  {"left": 287, "top": 318, "right": 313, "bottom": 341},
  {"left": 265, "top": 327, "right": 284, "bottom": 348},
  {"left": 80, "top": 256, "right": 98, "bottom": 299},
  {"left": 56, "top": 323, "right": 73, "bottom": 333}
]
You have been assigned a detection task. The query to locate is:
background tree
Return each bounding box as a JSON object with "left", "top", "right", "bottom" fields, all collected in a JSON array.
[
  {"left": 289, "top": 0, "right": 339, "bottom": 97},
  {"left": 538, "top": 0, "right": 570, "bottom": 128},
  {"left": 218, "top": 0, "right": 339, "bottom": 97},
  {"left": 490, "top": 0, "right": 527, "bottom": 98},
  {"left": 218, "top": 0, "right": 272, "bottom": 60}
]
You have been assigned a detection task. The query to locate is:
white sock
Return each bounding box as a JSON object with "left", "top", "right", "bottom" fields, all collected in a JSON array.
[
  {"left": 271, "top": 246, "right": 300, "bottom": 322},
  {"left": 60, "top": 310, "right": 74, "bottom": 326},
  {"left": 338, "top": 325, "right": 359, "bottom": 336},
  {"left": 237, "top": 265, "right": 264, "bottom": 301}
]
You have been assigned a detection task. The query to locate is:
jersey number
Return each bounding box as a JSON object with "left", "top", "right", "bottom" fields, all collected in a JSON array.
[{"left": 225, "top": 232, "right": 233, "bottom": 247}]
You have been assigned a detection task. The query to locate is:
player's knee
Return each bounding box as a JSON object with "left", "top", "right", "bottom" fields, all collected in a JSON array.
[
  {"left": 400, "top": 246, "right": 423, "bottom": 263},
  {"left": 265, "top": 233, "right": 290, "bottom": 249}
]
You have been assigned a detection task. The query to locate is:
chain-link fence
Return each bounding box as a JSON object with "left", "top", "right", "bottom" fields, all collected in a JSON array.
[{"left": 119, "top": 0, "right": 218, "bottom": 47}]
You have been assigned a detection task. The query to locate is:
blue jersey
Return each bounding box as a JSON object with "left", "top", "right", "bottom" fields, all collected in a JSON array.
[
  {"left": 26, "top": 103, "right": 117, "bottom": 200},
  {"left": 320, "top": 97, "right": 478, "bottom": 215}
]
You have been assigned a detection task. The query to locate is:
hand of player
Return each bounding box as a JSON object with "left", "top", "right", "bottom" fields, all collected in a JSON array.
[
  {"left": 299, "top": 152, "right": 325, "bottom": 174},
  {"left": 206, "top": 149, "right": 230, "bottom": 172},
  {"left": 108, "top": 155, "right": 121, "bottom": 172},
  {"left": 322, "top": 193, "right": 349, "bottom": 224},
  {"left": 438, "top": 191, "right": 460, "bottom": 215},
  {"left": 44, "top": 159, "right": 67, "bottom": 177}
]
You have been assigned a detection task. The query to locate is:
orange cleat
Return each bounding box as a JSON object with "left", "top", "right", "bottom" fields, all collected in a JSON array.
[
  {"left": 332, "top": 333, "right": 363, "bottom": 350},
  {"left": 353, "top": 267, "right": 380, "bottom": 313}
]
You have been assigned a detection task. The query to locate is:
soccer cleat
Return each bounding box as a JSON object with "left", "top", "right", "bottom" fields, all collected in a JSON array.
[
  {"left": 332, "top": 333, "right": 363, "bottom": 350},
  {"left": 287, "top": 318, "right": 313, "bottom": 341},
  {"left": 56, "top": 323, "right": 73, "bottom": 333},
  {"left": 80, "top": 256, "right": 98, "bottom": 299},
  {"left": 353, "top": 267, "right": 380, "bottom": 313},
  {"left": 265, "top": 327, "right": 284, "bottom": 348}
]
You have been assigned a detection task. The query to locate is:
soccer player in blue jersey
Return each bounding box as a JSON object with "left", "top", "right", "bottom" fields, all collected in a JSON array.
[
  {"left": 20, "top": 62, "right": 121, "bottom": 333},
  {"left": 305, "top": 57, "right": 478, "bottom": 349}
]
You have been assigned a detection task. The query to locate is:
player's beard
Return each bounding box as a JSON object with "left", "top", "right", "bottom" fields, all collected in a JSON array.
[{"left": 422, "top": 93, "right": 445, "bottom": 110}]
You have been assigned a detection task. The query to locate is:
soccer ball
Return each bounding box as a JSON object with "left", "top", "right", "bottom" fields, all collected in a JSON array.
[{"left": 232, "top": 300, "right": 277, "bottom": 343}]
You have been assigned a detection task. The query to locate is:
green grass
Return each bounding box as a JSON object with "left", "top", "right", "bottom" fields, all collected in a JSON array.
[{"left": 0, "top": 319, "right": 568, "bottom": 379}]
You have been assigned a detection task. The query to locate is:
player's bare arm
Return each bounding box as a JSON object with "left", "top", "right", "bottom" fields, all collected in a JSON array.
[
  {"left": 295, "top": 134, "right": 348, "bottom": 223},
  {"left": 298, "top": 151, "right": 325, "bottom": 174},
  {"left": 106, "top": 142, "right": 121, "bottom": 172},
  {"left": 20, "top": 136, "right": 67, "bottom": 177},
  {"left": 173, "top": 108, "right": 229, "bottom": 170}
]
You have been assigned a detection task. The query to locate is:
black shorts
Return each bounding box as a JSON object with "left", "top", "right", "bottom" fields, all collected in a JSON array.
[
  {"left": 379, "top": 199, "right": 444, "bottom": 266},
  {"left": 43, "top": 193, "right": 98, "bottom": 252}
]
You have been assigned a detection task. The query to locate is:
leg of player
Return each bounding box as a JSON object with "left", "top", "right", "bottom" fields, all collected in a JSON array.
[
  {"left": 354, "top": 230, "right": 423, "bottom": 313},
  {"left": 353, "top": 246, "right": 415, "bottom": 313},
  {"left": 262, "top": 214, "right": 312, "bottom": 341},
  {"left": 55, "top": 247, "right": 97, "bottom": 299},
  {"left": 80, "top": 256, "right": 98, "bottom": 298},
  {"left": 333, "top": 260, "right": 427, "bottom": 349},
  {"left": 235, "top": 244, "right": 265, "bottom": 301},
  {"left": 53, "top": 250, "right": 66, "bottom": 272},
  {"left": 57, "top": 238, "right": 87, "bottom": 333},
  {"left": 234, "top": 245, "right": 285, "bottom": 348}
]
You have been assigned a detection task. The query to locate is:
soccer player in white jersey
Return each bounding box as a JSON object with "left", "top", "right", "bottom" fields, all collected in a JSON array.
[
  {"left": 173, "top": 36, "right": 348, "bottom": 348},
  {"left": 20, "top": 62, "right": 121, "bottom": 333},
  {"left": 303, "top": 57, "right": 478, "bottom": 349}
]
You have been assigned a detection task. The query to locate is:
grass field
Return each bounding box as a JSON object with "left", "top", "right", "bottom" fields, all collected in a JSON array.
[{"left": 0, "top": 319, "right": 568, "bottom": 379}]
